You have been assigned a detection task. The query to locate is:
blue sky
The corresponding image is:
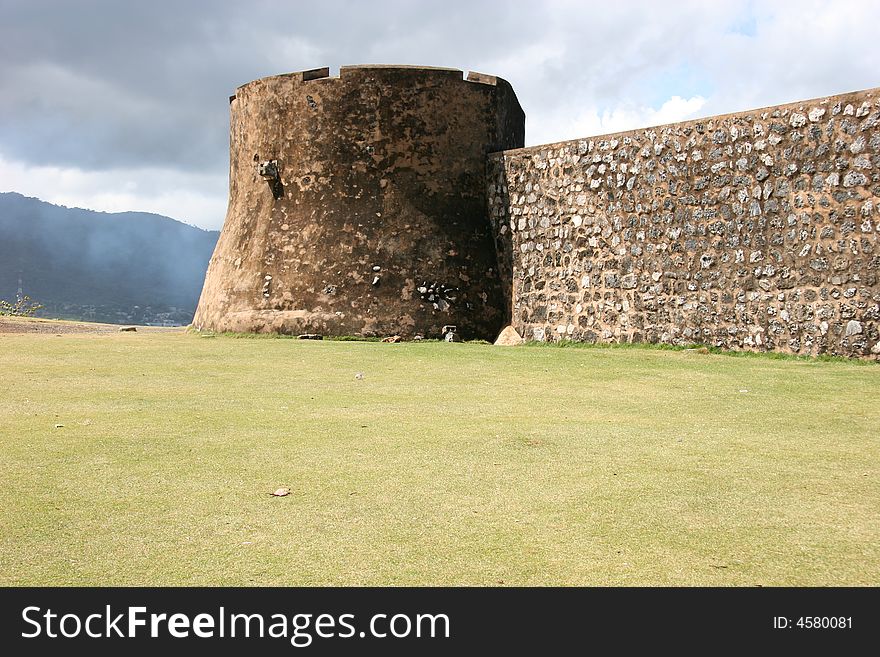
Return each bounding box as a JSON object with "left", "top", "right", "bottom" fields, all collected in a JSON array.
[{"left": 0, "top": 0, "right": 877, "bottom": 229}]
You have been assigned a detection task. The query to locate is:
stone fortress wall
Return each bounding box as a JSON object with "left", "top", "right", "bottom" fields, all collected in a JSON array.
[
  {"left": 196, "top": 64, "right": 879, "bottom": 357},
  {"left": 195, "top": 65, "right": 524, "bottom": 340},
  {"left": 488, "top": 88, "right": 880, "bottom": 357}
]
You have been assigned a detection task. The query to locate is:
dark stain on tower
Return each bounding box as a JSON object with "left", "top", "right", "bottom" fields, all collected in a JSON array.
[{"left": 194, "top": 65, "right": 525, "bottom": 339}]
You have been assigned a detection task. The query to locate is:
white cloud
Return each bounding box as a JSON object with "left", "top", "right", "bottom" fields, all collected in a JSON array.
[
  {"left": 0, "top": 154, "right": 227, "bottom": 229},
  {"left": 678, "top": 0, "right": 880, "bottom": 116},
  {"left": 531, "top": 95, "right": 707, "bottom": 146},
  {"left": 650, "top": 96, "right": 708, "bottom": 126}
]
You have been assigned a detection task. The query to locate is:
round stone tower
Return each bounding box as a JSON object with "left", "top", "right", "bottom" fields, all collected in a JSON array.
[{"left": 194, "top": 65, "right": 524, "bottom": 339}]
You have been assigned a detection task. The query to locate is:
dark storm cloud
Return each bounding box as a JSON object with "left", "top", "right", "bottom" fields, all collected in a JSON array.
[
  {"left": 0, "top": 0, "right": 533, "bottom": 172},
  {"left": 1, "top": 0, "right": 878, "bottom": 228},
  {"left": 0, "top": 0, "right": 733, "bottom": 172},
  {"left": 1, "top": 0, "right": 287, "bottom": 170}
]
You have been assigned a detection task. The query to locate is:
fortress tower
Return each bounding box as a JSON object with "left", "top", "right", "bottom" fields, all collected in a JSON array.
[{"left": 194, "top": 65, "right": 524, "bottom": 339}]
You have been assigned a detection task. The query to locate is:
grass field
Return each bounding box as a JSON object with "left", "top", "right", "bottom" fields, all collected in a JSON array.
[{"left": 1, "top": 326, "right": 878, "bottom": 586}]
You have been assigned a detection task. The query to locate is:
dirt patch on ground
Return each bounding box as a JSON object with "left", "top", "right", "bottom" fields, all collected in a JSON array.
[{"left": 0, "top": 317, "right": 185, "bottom": 335}]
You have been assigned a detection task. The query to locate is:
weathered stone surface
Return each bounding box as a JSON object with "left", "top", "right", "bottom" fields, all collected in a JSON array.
[
  {"left": 198, "top": 66, "right": 878, "bottom": 358},
  {"left": 494, "top": 324, "right": 523, "bottom": 346},
  {"left": 488, "top": 87, "right": 880, "bottom": 358},
  {"left": 195, "top": 65, "right": 524, "bottom": 341}
]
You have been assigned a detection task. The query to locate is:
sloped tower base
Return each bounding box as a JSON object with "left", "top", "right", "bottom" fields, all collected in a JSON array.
[{"left": 194, "top": 65, "right": 524, "bottom": 339}]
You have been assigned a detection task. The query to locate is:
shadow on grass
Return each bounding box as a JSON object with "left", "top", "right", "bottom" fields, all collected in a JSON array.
[
  {"left": 186, "top": 327, "right": 875, "bottom": 364},
  {"left": 522, "top": 339, "right": 877, "bottom": 365}
]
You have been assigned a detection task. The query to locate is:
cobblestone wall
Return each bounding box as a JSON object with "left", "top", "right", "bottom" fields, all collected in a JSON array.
[{"left": 489, "top": 88, "right": 880, "bottom": 357}]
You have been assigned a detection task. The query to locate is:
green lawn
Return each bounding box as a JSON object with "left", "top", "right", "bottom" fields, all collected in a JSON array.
[{"left": 1, "top": 330, "right": 877, "bottom": 586}]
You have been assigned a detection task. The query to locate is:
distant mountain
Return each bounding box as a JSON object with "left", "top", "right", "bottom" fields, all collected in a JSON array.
[{"left": 0, "top": 192, "right": 219, "bottom": 325}]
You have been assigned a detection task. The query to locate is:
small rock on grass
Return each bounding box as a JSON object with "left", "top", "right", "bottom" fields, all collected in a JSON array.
[{"left": 271, "top": 487, "right": 290, "bottom": 497}]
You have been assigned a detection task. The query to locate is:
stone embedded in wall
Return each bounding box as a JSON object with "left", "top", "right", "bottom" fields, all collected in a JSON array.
[{"left": 488, "top": 87, "right": 880, "bottom": 358}]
